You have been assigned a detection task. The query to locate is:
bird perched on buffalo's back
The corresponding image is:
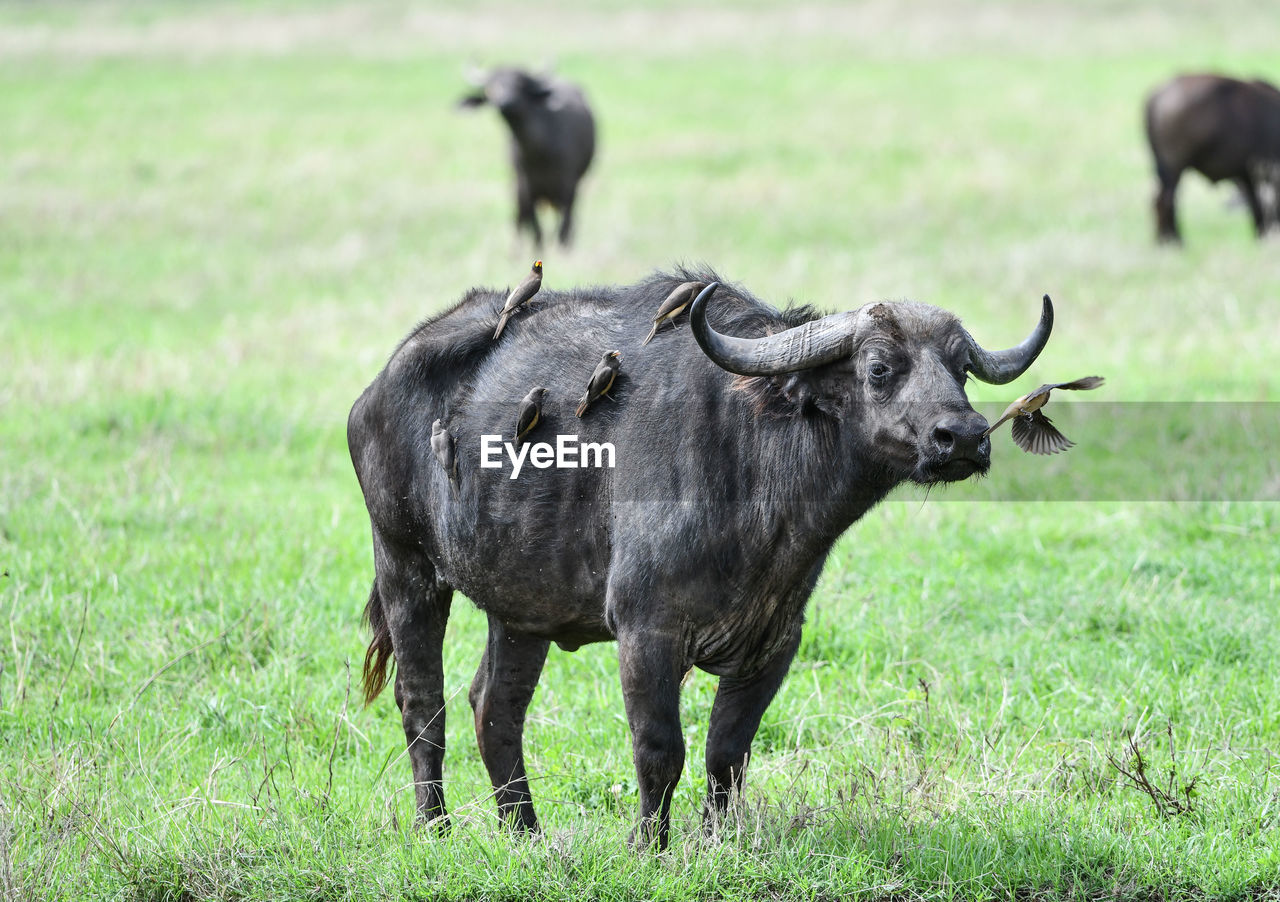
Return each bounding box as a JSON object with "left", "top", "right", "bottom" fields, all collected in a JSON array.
[
  {"left": 575, "top": 351, "right": 621, "bottom": 418},
  {"left": 431, "top": 418, "right": 459, "bottom": 495},
  {"left": 984, "top": 376, "right": 1105, "bottom": 454},
  {"left": 514, "top": 387, "right": 549, "bottom": 447},
  {"left": 642, "top": 281, "right": 705, "bottom": 346},
  {"left": 493, "top": 260, "right": 543, "bottom": 340}
]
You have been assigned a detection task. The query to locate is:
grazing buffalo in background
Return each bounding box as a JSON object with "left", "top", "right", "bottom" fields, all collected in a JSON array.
[
  {"left": 458, "top": 67, "right": 596, "bottom": 248},
  {"left": 1145, "top": 73, "right": 1280, "bottom": 242},
  {"left": 348, "top": 269, "right": 1054, "bottom": 850}
]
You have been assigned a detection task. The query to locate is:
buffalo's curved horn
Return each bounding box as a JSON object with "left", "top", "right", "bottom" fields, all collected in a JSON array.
[
  {"left": 965, "top": 294, "right": 1054, "bottom": 385},
  {"left": 690, "top": 282, "right": 860, "bottom": 377}
]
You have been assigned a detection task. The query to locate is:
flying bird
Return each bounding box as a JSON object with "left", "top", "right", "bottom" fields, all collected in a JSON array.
[
  {"left": 642, "top": 281, "right": 705, "bottom": 345},
  {"left": 493, "top": 260, "right": 544, "bottom": 339},
  {"left": 983, "top": 376, "right": 1105, "bottom": 454},
  {"left": 431, "top": 418, "right": 459, "bottom": 495},
  {"left": 514, "top": 387, "right": 549, "bottom": 447},
  {"left": 575, "top": 351, "right": 621, "bottom": 417}
]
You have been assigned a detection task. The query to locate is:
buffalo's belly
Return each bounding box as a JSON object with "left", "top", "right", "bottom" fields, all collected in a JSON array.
[
  {"left": 1156, "top": 109, "right": 1254, "bottom": 181},
  {"left": 482, "top": 600, "right": 611, "bottom": 644},
  {"left": 480, "top": 555, "right": 609, "bottom": 633},
  {"left": 435, "top": 520, "right": 613, "bottom": 643},
  {"left": 1192, "top": 145, "right": 1253, "bottom": 182}
]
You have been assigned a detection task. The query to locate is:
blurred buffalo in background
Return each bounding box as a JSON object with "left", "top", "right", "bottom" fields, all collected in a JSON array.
[
  {"left": 458, "top": 67, "right": 597, "bottom": 248},
  {"left": 1145, "top": 73, "right": 1280, "bottom": 243}
]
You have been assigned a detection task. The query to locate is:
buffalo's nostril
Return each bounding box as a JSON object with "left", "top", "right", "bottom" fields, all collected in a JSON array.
[{"left": 931, "top": 426, "right": 956, "bottom": 453}]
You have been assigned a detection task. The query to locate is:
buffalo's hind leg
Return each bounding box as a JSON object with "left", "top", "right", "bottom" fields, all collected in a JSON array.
[
  {"left": 469, "top": 616, "right": 550, "bottom": 832},
  {"left": 1154, "top": 163, "right": 1182, "bottom": 243},
  {"left": 703, "top": 628, "right": 801, "bottom": 830},
  {"left": 556, "top": 185, "right": 578, "bottom": 247},
  {"left": 373, "top": 535, "right": 454, "bottom": 829},
  {"left": 515, "top": 176, "right": 543, "bottom": 249}
]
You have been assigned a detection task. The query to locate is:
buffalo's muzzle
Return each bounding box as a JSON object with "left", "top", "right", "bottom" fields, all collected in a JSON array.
[{"left": 924, "top": 413, "right": 991, "bottom": 480}]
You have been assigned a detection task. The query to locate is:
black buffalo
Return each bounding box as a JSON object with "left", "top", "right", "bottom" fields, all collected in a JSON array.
[
  {"left": 347, "top": 270, "right": 1053, "bottom": 849},
  {"left": 458, "top": 67, "right": 596, "bottom": 248},
  {"left": 1145, "top": 73, "right": 1280, "bottom": 242}
]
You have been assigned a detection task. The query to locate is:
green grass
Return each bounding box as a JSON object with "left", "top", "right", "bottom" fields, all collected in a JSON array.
[{"left": 3, "top": 1, "right": 1280, "bottom": 899}]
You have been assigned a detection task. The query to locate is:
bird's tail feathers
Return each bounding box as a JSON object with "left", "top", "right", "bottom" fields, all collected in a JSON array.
[{"left": 1063, "top": 375, "right": 1105, "bottom": 391}]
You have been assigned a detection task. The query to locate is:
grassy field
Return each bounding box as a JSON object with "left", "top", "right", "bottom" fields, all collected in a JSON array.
[{"left": 3, "top": 1, "right": 1280, "bottom": 899}]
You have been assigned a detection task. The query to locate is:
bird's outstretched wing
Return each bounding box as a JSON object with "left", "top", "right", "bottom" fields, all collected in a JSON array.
[{"left": 1011, "top": 410, "right": 1074, "bottom": 454}]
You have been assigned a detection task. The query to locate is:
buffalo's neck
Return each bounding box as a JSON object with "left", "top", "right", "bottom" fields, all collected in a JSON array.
[
  {"left": 747, "top": 409, "right": 898, "bottom": 566},
  {"left": 684, "top": 413, "right": 894, "bottom": 675}
]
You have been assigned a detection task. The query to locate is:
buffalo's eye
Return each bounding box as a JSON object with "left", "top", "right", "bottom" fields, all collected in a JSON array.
[{"left": 868, "top": 362, "right": 892, "bottom": 383}]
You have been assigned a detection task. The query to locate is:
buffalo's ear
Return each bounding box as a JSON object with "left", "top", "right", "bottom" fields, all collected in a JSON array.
[
  {"left": 772, "top": 374, "right": 843, "bottom": 418},
  {"left": 813, "top": 397, "right": 843, "bottom": 418},
  {"left": 456, "top": 91, "right": 488, "bottom": 109}
]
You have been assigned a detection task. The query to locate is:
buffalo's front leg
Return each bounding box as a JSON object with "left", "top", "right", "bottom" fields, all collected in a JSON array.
[
  {"left": 375, "top": 535, "right": 454, "bottom": 828},
  {"left": 515, "top": 175, "right": 543, "bottom": 249},
  {"left": 702, "top": 629, "right": 801, "bottom": 827},
  {"left": 1237, "top": 173, "right": 1268, "bottom": 238},
  {"left": 469, "top": 616, "right": 549, "bottom": 832},
  {"left": 617, "top": 629, "right": 691, "bottom": 851}
]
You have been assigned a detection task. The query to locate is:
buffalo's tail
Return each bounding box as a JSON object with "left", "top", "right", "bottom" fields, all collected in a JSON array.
[{"left": 361, "top": 580, "right": 395, "bottom": 705}]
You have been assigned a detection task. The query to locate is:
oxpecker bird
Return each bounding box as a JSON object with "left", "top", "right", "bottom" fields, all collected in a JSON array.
[
  {"left": 431, "top": 418, "right": 459, "bottom": 495},
  {"left": 493, "top": 260, "right": 543, "bottom": 339},
  {"left": 575, "top": 351, "right": 621, "bottom": 417},
  {"left": 514, "top": 387, "right": 549, "bottom": 447},
  {"left": 642, "top": 280, "right": 705, "bottom": 345},
  {"left": 984, "top": 376, "right": 1105, "bottom": 454}
]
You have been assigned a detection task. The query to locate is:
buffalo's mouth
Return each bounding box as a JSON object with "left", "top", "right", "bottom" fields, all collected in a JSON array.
[
  {"left": 913, "top": 439, "right": 991, "bottom": 485},
  {"left": 915, "top": 456, "right": 989, "bottom": 484}
]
